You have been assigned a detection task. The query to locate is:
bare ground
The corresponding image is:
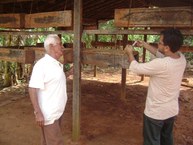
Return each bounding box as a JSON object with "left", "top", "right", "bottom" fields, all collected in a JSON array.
[{"left": 0, "top": 68, "right": 193, "bottom": 145}]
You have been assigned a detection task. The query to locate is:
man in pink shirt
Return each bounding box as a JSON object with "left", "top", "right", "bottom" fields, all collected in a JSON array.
[{"left": 125, "top": 28, "right": 186, "bottom": 145}]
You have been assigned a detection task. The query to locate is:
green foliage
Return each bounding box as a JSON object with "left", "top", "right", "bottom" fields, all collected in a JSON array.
[
  {"left": 62, "top": 34, "right": 74, "bottom": 43},
  {"left": 183, "top": 36, "right": 193, "bottom": 62},
  {"left": 63, "top": 63, "right": 71, "bottom": 72},
  {"left": 98, "top": 20, "right": 115, "bottom": 42},
  {"left": 99, "top": 20, "right": 116, "bottom": 30},
  {"left": 82, "top": 33, "right": 93, "bottom": 48}
]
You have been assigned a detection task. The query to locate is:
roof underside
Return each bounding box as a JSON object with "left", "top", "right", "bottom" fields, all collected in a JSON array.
[{"left": 0, "top": 0, "right": 193, "bottom": 21}]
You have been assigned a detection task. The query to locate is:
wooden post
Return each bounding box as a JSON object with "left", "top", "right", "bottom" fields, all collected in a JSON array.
[
  {"left": 93, "top": 33, "right": 97, "bottom": 77},
  {"left": 141, "top": 31, "right": 147, "bottom": 81},
  {"left": 72, "top": 0, "right": 82, "bottom": 141},
  {"left": 121, "top": 29, "right": 128, "bottom": 100},
  {"left": 93, "top": 21, "right": 99, "bottom": 77}
]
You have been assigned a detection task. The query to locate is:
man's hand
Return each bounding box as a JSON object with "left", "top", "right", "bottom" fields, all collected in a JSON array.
[
  {"left": 135, "top": 40, "right": 145, "bottom": 47},
  {"left": 124, "top": 45, "right": 133, "bottom": 55},
  {"left": 35, "top": 111, "right": 44, "bottom": 127},
  {"left": 124, "top": 45, "right": 135, "bottom": 63}
]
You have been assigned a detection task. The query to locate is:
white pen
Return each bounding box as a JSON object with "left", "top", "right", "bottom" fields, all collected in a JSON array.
[{"left": 132, "top": 41, "right": 137, "bottom": 46}]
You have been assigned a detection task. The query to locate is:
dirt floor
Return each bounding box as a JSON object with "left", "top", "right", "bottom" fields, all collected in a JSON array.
[{"left": 0, "top": 67, "right": 193, "bottom": 145}]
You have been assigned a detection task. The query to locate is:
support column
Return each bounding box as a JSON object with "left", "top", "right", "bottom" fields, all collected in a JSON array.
[
  {"left": 72, "top": 0, "right": 82, "bottom": 141},
  {"left": 93, "top": 21, "right": 99, "bottom": 77},
  {"left": 141, "top": 33, "right": 147, "bottom": 81},
  {"left": 121, "top": 29, "right": 128, "bottom": 100}
]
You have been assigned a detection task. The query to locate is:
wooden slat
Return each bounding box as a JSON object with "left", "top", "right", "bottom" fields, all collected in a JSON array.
[
  {"left": 91, "top": 40, "right": 135, "bottom": 47},
  {"left": 16, "top": 45, "right": 193, "bottom": 65},
  {"left": 23, "top": 47, "right": 139, "bottom": 68},
  {"left": 26, "top": 47, "right": 45, "bottom": 61},
  {"left": 25, "top": 11, "right": 72, "bottom": 28},
  {"left": 0, "top": 48, "right": 35, "bottom": 63},
  {"left": 62, "top": 48, "right": 138, "bottom": 68},
  {"left": 91, "top": 41, "right": 118, "bottom": 47},
  {"left": 83, "top": 25, "right": 97, "bottom": 30},
  {"left": 0, "top": 30, "right": 73, "bottom": 35},
  {"left": 181, "top": 46, "right": 193, "bottom": 52},
  {"left": 115, "top": 7, "right": 193, "bottom": 28},
  {"left": 1, "top": 45, "right": 191, "bottom": 65},
  {"left": 0, "top": 13, "right": 25, "bottom": 28},
  {"left": 84, "top": 29, "right": 193, "bottom": 35}
]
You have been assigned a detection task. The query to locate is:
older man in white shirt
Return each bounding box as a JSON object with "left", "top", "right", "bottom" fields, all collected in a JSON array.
[{"left": 29, "top": 34, "right": 72, "bottom": 145}]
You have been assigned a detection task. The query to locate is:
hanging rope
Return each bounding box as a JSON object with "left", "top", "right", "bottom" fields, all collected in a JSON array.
[
  {"left": 127, "top": 0, "right": 133, "bottom": 27},
  {"left": 64, "top": 0, "right": 68, "bottom": 10},
  {"left": 30, "top": 0, "right": 34, "bottom": 14}
]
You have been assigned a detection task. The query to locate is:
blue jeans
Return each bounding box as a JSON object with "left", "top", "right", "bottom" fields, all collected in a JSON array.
[{"left": 143, "top": 114, "right": 175, "bottom": 145}]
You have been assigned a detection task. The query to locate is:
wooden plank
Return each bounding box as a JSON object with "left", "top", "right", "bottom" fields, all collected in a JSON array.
[
  {"left": 0, "top": 47, "right": 35, "bottom": 64},
  {"left": 0, "top": 30, "right": 73, "bottom": 35},
  {"left": 83, "top": 25, "right": 97, "bottom": 30},
  {"left": 83, "top": 18, "right": 97, "bottom": 30},
  {"left": 91, "top": 40, "right": 135, "bottom": 47},
  {"left": 91, "top": 41, "right": 119, "bottom": 47},
  {"left": 115, "top": 7, "right": 193, "bottom": 28},
  {"left": 25, "top": 11, "right": 72, "bottom": 28},
  {"left": 0, "top": 13, "right": 25, "bottom": 28},
  {"left": 62, "top": 48, "right": 138, "bottom": 68},
  {"left": 7, "top": 43, "right": 193, "bottom": 64},
  {"left": 85, "top": 29, "right": 193, "bottom": 35},
  {"left": 26, "top": 47, "right": 45, "bottom": 61},
  {"left": 181, "top": 46, "right": 193, "bottom": 52}
]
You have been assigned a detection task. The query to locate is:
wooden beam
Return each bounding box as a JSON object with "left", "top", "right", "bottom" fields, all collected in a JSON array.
[
  {"left": 91, "top": 41, "right": 119, "bottom": 47},
  {"left": 0, "top": 47, "right": 35, "bottom": 64},
  {"left": 72, "top": 0, "right": 82, "bottom": 141},
  {"left": 25, "top": 11, "right": 72, "bottom": 28},
  {"left": 2, "top": 44, "right": 190, "bottom": 65},
  {"left": 0, "top": 30, "right": 73, "bottom": 35},
  {"left": 115, "top": 7, "right": 193, "bottom": 28},
  {"left": 4, "top": 45, "right": 190, "bottom": 66},
  {"left": 19, "top": 47, "right": 139, "bottom": 68},
  {"left": 0, "top": 14, "right": 25, "bottom": 28},
  {"left": 26, "top": 47, "right": 45, "bottom": 61},
  {"left": 83, "top": 18, "right": 97, "bottom": 26},
  {"left": 62, "top": 48, "right": 138, "bottom": 68},
  {"left": 91, "top": 40, "right": 136, "bottom": 47},
  {"left": 84, "top": 29, "right": 193, "bottom": 35},
  {"left": 181, "top": 46, "right": 193, "bottom": 52},
  {"left": 83, "top": 25, "right": 97, "bottom": 30},
  {"left": 1, "top": 29, "right": 193, "bottom": 36}
]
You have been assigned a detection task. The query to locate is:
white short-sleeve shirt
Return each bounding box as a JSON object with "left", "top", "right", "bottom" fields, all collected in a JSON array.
[{"left": 29, "top": 54, "right": 67, "bottom": 125}]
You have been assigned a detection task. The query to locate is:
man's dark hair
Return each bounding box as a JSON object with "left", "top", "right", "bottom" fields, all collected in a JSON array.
[{"left": 161, "top": 28, "right": 183, "bottom": 53}]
